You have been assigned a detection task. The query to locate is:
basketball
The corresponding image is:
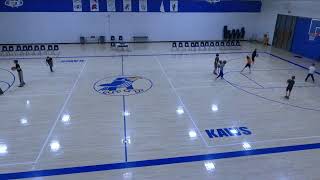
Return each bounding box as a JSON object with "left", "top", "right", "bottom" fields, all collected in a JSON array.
[{"left": 11, "top": 67, "right": 16, "bottom": 71}]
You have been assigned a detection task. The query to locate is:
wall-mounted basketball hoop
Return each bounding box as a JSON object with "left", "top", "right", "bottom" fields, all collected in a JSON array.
[
  {"left": 309, "top": 19, "right": 320, "bottom": 41},
  {"left": 309, "top": 33, "right": 319, "bottom": 41},
  {"left": 206, "top": 0, "right": 221, "bottom": 4}
]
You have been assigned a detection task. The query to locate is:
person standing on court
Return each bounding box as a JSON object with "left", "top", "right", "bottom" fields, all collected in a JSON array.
[
  {"left": 241, "top": 56, "right": 252, "bottom": 73},
  {"left": 305, "top": 63, "right": 316, "bottom": 83},
  {"left": 216, "top": 61, "right": 227, "bottom": 80},
  {"left": 12, "top": 60, "right": 26, "bottom": 87},
  {"left": 285, "top": 76, "right": 295, "bottom": 99},
  {"left": 46, "top": 56, "right": 54, "bottom": 72},
  {"left": 213, "top": 54, "right": 219, "bottom": 75},
  {"left": 252, "top": 49, "right": 257, "bottom": 64}
]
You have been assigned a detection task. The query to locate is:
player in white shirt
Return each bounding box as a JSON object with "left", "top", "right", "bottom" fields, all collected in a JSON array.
[{"left": 305, "top": 63, "right": 316, "bottom": 83}]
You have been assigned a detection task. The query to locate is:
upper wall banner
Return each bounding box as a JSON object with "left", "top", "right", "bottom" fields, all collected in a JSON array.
[
  {"left": 0, "top": 0, "right": 261, "bottom": 12},
  {"left": 90, "top": 0, "right": 99, "bottom": 11},
  {"left": 73, "top": 0, "right": 82, "bottom": 11}
]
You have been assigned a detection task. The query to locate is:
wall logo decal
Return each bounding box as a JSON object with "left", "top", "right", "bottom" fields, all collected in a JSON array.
[
  {"left": 5, "top": 0, "right": 23, "bottom": 8},
  {"left": 94, "top": 75, "right": 152, "bottom": 96}
]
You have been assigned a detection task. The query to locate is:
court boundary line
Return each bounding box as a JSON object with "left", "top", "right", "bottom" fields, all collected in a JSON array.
[
  {"left": 267, "top": 53, "right": 320, "bottom": 75},
  {"left": 1, "top": 143, "right": 320, "bottom": 179},
  {"left": 1, "top": 51, "right": 320, "bottom": 178}
]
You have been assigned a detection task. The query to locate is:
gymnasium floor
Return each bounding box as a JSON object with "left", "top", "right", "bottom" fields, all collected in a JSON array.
[{"left": 0, "top": 42, "right": 320, "bottom": 179}]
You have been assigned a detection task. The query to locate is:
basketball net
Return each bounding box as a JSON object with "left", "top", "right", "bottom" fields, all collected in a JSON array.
[{"left": 309, "top": 33, "right": 319, "bottom": 41}]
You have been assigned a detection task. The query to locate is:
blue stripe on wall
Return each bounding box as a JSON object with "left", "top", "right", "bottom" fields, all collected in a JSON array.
[
  {"left": 179, "top": 0, "right": 261, "bottom": 12},
  {"left": 0, "top": 0, "right": 261, "bottom": 12},
  {"left": 0, "top": 0, "right": 73, "bottom": 12}
]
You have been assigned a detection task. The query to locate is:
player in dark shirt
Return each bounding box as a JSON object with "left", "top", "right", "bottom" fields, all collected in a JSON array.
[
  {"left": 213, "top": 54, "right": 219, "bottom": 75},
  {"left": 46, "top": 56, "right": 54, "bottom": 72},
  {"left": 13, "top": 60, "right": 26, "bottom": 87},
  {"left": 252, "top": 49, "right": 257, "bottom": 64},
  {"left": 216, "top": 60, "right": 227, "bottom": 80},
  {"left": 285, "top": 76, "right": 295, "bottom": 99},
  {"left": 241, "top": 56, "right": 252, "bottom": 73}
]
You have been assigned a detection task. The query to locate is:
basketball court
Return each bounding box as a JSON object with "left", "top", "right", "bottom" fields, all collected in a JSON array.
[
  {"left": 0, "top": 42, "right": 320, "bottom": 179},
  {"left": 1, "top": 0, "right": 320, "bottom": 179}
]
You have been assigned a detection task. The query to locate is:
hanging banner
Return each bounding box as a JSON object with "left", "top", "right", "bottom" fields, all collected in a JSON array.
[
  {"left": 160, "top": 0, "right": 165, "bottom": 12},
  {"left": 123, "top": 0, "right": 132, "bottom": 12},
  {"left": 107, "top": 0, "right": 116, "bottom": 12},
  {"left": 90, "top": 0, "right": 99, "bottom": 11},
  {"left": 73, "top": 0, "right": 82, "bottom": 11},
  {"left": 170, "top": 0, "right": 178, "bottom": 12},
  {"left": 139, "top": 0, "right": 147, "bottom": 12}
]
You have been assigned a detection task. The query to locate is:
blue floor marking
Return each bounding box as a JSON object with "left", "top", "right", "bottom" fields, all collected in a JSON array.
[
  {"left": 123, "top": 96, "right": 128, "bottom": 162},
  {"left": 1, "top": 51, "right": 320, "bottom": 178},
  {"left": 0, "top": 80, "right": 10, "bottom": 87},
  {"left": 0, "top": 68, "right": 16, "bottom": 93},
  {"left": 224, "top": 77, "right": 320, "bottom": 112},
  {"left": 121, "top": 56, "right": 128, "bottom": 162},
  {"left": 223, "top": 52, "right": 320, "bottom": 111},
  {"left": 240, "top": 73, "right": 264, "bottom": 88},
  {"left": 121, "top": 55, "right": 124, "bottom": 75},
  {"left": 1, "top": 143, "right": 320, "bottom": 179},
  {"left": 267, "top": 53, "right": 320, "bottom": 75},
  {"left": 225, "top": 70, "right": 318, "bottom": 90}
]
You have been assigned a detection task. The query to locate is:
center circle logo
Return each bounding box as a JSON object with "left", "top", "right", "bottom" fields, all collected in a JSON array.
[{"left": 94, "top": 75, "right": 153, "bottom": 96}]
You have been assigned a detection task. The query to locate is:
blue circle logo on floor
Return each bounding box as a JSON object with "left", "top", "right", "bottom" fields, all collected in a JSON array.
[{"left": 94, "top": 76, "right": 153, "bottom": 96}]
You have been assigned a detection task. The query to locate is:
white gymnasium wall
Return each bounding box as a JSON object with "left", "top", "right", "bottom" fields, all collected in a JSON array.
[
  {"left": 256, "top": 0, "right": 320, "bottom": 44},
  {"left": 0, "top": 12, "right": 259, "bottom": 44}
]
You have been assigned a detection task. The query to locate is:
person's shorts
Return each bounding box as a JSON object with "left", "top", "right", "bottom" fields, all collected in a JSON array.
[
  {"left": 245, "top": 63, "right": 251, "bottom": 68},
  {"left": 286, "top": 87, "right": 293, "bottom": 92}
]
